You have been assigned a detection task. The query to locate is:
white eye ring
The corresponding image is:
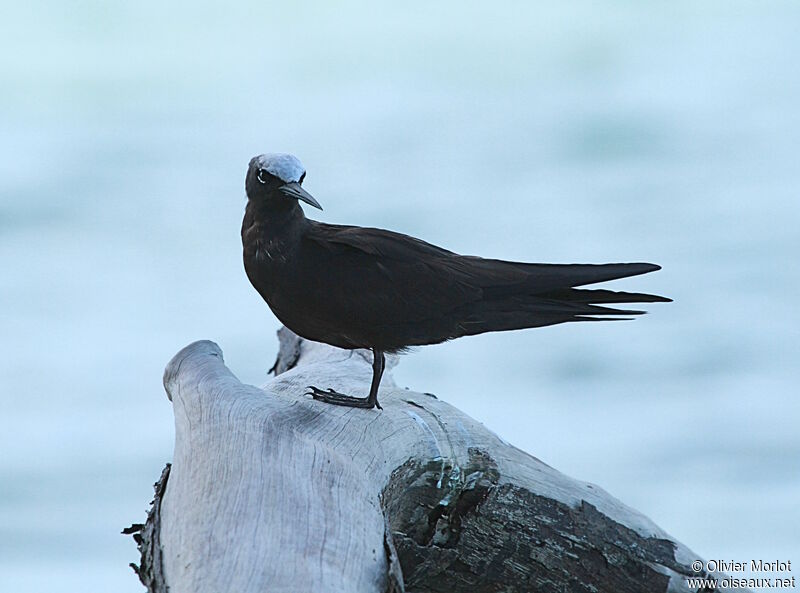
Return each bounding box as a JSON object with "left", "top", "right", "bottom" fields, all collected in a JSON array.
[{"left": 257, "top": 169, "right": 267, "bottom": 184}]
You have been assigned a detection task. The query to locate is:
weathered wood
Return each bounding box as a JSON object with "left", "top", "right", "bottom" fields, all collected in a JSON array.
[{"left": 130, "top": 330, "right": 747, "bottom": 593}]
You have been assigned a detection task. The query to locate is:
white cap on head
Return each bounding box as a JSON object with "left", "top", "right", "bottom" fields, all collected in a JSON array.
[{"left": 255, "top": 153, "right": 306, "bottom": 184}]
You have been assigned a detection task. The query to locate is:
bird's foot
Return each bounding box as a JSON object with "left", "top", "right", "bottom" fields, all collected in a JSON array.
[{"left": 305, "top": 386, "right": 381, "bottom": 410}]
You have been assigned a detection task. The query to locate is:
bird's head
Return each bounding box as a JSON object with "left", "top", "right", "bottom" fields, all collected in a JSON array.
[{"left": 245, "top": 153, "right": 322, "bottom": 210}]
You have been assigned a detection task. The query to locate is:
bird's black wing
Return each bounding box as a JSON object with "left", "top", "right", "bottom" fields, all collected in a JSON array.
[
  {"left": 301, "top": 223, "right": 487, "bottom": 324},
  {"left": 303, "top": 222, "right": 668, "bottom": 346}
]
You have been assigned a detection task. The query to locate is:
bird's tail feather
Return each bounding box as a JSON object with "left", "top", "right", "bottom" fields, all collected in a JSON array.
[
  {"left": 451, "top": 260, "right": 669, "bottom": 337},
  {"left": 457, "top": 298, "right": 645, "bottom": 336},
  {"left": 538, "top": 287, "right": 672, "bottom": 304}
]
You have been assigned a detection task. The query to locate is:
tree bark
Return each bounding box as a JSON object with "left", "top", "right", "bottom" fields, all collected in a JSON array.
[{"left": 127, "top": 328, "right": 747, "bottom": 593}]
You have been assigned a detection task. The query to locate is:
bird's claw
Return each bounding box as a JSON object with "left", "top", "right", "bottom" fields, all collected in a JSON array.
[{"left": 305, "top": 385, "right": 379, "bottom": 409}]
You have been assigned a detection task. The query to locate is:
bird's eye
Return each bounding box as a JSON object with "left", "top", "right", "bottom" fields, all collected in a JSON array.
[
  {"left": 257, "top": 169, "right": 268, "bottom": 184},
  {"left": 299, "top": 172, "right": 306, "bottom": 184}
]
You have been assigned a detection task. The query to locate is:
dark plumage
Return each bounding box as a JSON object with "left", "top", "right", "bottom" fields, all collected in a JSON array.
[{"left": 242, "top": 153, "right": 670, "bottom": 409}]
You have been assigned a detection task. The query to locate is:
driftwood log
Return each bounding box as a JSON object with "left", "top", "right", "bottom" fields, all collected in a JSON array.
[{"left": 127, "top": 328, "right": 747, "bottom": 593}]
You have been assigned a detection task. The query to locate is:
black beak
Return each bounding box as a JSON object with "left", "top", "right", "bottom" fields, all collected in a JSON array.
[{"left": 279, "top": 182, "right": 323, "bottom": 210}]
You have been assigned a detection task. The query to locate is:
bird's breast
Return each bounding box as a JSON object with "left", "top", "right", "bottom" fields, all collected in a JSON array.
[{"left": 252, "top": 231, "right": 293, "bottom": 262}]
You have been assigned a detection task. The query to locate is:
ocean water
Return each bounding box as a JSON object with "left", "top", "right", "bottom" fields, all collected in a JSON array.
[{"left": 1, "top": 1, "right": 798, "bottom": 590}]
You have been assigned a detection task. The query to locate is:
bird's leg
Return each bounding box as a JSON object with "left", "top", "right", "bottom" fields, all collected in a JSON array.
[
  {"left": 366, "top": 350, "right": 385, "bottom": 409},
  {"left": 306, "top": 349, "right": 385, "bottom": 410}
]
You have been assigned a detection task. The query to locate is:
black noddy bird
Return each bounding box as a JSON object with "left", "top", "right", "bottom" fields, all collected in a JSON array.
[{"left": 242, "top": 153, "right": 669, "bottom": 410}]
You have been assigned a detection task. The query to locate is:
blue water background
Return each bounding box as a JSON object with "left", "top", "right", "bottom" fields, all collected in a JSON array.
[{"left": 1, "top": 2, "right": 798, "bottom": 590}]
